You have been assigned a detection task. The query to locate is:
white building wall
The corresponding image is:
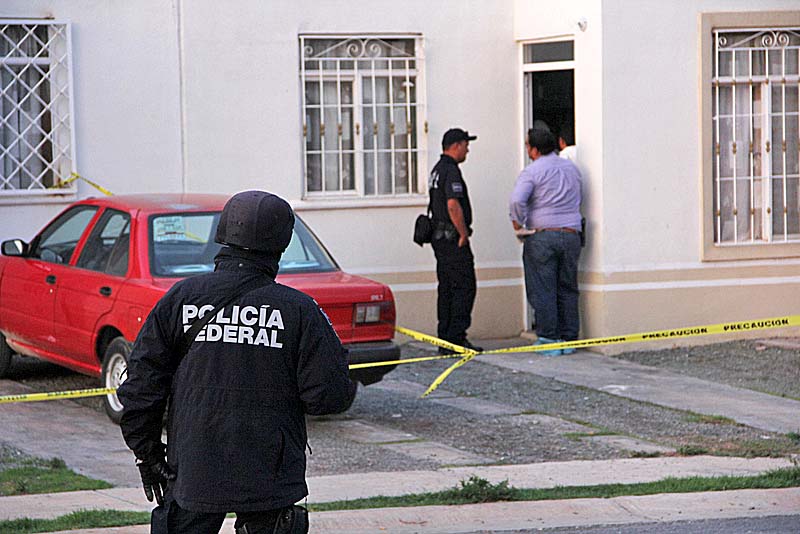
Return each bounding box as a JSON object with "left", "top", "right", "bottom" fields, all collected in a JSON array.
[
  {"left": 591, "top": 0, "right": 800, "bottom": 342},
  {"left": 513, "top": 0, "right": 604, "bottom": 274},
  {"left": 0, "top": 0, "right": 183, "bottom": 242},
  {"left": 1, "top": 0, "right": 523, "bottom": 275},
  {"left": 178, "top": 0, "right": 521, "bottom": 275},
  {"left": 0, "top": 0, "right": 528, "bottom": 338},
  {"left": 8, "top": 1, "right": 795, "bottom": 341},
  {"left": 601, "top": 0, "right": 800, "bottom": 271}
]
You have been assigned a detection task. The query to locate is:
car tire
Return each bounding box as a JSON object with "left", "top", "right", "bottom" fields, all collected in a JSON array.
[
  {"left": 0, "top": 333, "right": 13, "bottom": 378},
  {"left": 101, "top": 337, "right": 131, "bottom": 424}
]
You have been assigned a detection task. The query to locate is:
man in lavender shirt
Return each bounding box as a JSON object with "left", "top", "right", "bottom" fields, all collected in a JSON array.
[{"left": 509, "top": 128, "right": 582, "bottom": 355}]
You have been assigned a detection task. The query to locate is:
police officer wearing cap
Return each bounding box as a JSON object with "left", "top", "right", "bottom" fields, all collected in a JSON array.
[
  {"left": 428, "top": 128, "right": 483, "bottom": 353},
  {"left": 118, "top": 191, "right": 356, "bottom": 534}
]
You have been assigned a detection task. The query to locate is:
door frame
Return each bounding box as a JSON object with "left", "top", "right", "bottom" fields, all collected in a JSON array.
[{"left": 518, "top": 38, "right": 575, "bottom": 331}]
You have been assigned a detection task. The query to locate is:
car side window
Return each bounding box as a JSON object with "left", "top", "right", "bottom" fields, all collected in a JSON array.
[
  {"left": 31, "top": 206, "right": 99, "bottom": 264},
  {"left": 76, "top": 209, "right": 131, "bottom": 275}
]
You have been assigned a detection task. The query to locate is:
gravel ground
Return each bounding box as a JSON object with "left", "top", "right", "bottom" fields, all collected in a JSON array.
[
  {"left": 384, "top": 343, "right": 800, "bottom": 461},
  {"left": 612, "top": 338, "right": 800, "bottom": 401},
  {"left": 1, "top": 337, "right": 798, "bottom": 477}
]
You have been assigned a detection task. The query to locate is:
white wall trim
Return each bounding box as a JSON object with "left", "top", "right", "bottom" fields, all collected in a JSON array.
[
  {"left": 581, "top": 275, "right": 800, "bottom": 293},
  {"left": 347, "top": 260, "right": 522, "bottom": 275},
  {"left": 390, "top": 277, "right": 524, "bottom": 293},
  {"left": 292, "top": 196, "right": 428, "bottom": 211},
  {"left": 602, "top": 258, "right": 800, "bottom": 273}
]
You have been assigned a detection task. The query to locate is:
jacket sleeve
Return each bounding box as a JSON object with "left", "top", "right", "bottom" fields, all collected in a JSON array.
[
  {"left": 117, "top": 296, "right": 177, "bottom": 461},
  {"left": 296, "top": 301, "right": 356, "bottom": 415}
]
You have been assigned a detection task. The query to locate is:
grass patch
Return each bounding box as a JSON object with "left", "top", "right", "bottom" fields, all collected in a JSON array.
[
  {"left": 684, "top": 413, "right": 739, "bottom": 425},
  {"left": 629, "top": 451, "right": 662, "bottom": 458},
  {"left": 374, "top": 438, "right": 426, "bottom": 446},
  {"left": 0, "top": 457, "right": 111, "bottom": 496},
  {"left": 676, "top": 445, "right": 708, "bottom": 456},
  {"left": 0, "top": 509, "right": 150, "bottom": 534},
  {"left": 4, "top": 469, "right": 799, "bottom": 532},
  {"left": 310, "top": 467, "right": 800, "bottom": 512},
  {"left": 563, "top": 431, "right": 617, "bottom": 441},
  {"left": 787, "top": 432, "right": 800, "bottom": 444},
  {"left": 729, "top": 439, "right": 800, "bottom": 458}
]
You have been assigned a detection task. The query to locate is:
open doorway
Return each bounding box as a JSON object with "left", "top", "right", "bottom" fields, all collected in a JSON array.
[
  {"left": 525, "top": 70, "right": 574, "bottom": 141},
  {"left": 521, "top": 40, "right": 575, "bottom": 332}
]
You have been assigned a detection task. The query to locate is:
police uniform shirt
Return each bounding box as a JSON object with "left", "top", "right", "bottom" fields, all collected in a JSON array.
[{"left": 429, "top": 154, "right": 472, "bottom": 229}]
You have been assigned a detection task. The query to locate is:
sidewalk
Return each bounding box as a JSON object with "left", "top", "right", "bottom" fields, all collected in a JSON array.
[
  {"left": 45, "top": 487, "right": 800, "bottom": 533},
  {"left": 1, "top": 456, "right": 796, "bottom": 528},
  {"left": 478, "top": 348, "right": 800, "bottom": 434}
]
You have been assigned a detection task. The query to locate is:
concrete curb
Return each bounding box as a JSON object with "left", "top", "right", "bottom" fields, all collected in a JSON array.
[
  {"left": 305, "top": 487, "right": 800, "bottom": 534},
  {"left": 48, "top": 487, "right": 800, "bottom": 534},
  {"left": 1, "top": 456, "right": 793, "bottom": 521}
]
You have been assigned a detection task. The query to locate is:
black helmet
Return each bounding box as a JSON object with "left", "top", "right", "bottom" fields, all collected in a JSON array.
[{"left": 215, "top": 191, "right": 295, "bottom": 253}]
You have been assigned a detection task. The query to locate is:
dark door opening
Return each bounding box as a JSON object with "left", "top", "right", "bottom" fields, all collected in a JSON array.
[{"left": 525, "top": 69, "right": 574, "bottom": 143}]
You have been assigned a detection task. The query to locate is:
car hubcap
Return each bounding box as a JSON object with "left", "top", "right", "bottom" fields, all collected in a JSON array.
[{"left": 105, "top": 352, "right": 127, "bottom": 412}]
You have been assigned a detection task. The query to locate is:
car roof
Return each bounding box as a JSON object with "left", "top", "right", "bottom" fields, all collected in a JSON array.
[{"left": 77, "top": 193, "right": 230, "bottom": 213}]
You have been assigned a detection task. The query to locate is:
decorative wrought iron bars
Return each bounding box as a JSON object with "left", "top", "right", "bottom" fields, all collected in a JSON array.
[
  {"left": 712, "top": 28, "right": 800, "bottom": 244},
  {"left": 0, "top": 21, "right": 75, "bottom": 195},
  {"left": 300, "top": 35, "right": 425, "bottom": 198}
]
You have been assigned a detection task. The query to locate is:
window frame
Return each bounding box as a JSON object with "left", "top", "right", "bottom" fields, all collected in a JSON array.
[
  {"left": 299, "top": 34, "right": 427, "bottom": 201},
  {"left": 29, "top": 205, "right": 98, "bottom": 265},
  {"left": 75, "top": 207, "right": 131, "bottom": 276},
  {"left": 0, "top": 19, "right": 76, "bottom": 200},
  {"left": 700, "top": 11, "right": 800, "bottom": 260}
]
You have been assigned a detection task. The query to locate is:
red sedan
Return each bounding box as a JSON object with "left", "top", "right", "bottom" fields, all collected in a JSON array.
[{"left": 0, "top": 194, "right": 398, "bottom": 422}]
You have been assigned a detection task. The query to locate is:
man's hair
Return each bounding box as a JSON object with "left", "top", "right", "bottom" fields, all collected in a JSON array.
[
  {"left": 557, "top": 122, "right": 574, "bottom": 146},
  {"left": 527, "top": 128, "right": 557, "bottom": 155}
]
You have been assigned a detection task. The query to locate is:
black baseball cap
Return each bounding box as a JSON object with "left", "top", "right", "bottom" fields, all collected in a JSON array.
[{"left": 442, "top": 128, "right": 477, "bottom": 148}]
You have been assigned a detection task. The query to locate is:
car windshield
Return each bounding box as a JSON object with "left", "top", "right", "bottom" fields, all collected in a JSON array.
[{"left": 149, "top": 212, "right": 338, "bottom": 277}]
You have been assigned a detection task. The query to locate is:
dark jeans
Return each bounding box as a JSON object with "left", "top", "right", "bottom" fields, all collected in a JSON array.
[
  {"left": 151, "top": 491, "right": 281, "bottom": 534},
  {"left": 523, "top": 230, "right": 581, "bottom": 341},
  {"left": 431, "top": 237, "right": 476, "bottom": 345}
]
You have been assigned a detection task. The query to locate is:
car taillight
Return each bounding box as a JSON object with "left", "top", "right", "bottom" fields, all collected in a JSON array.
[
  {"left": 354, "top": 301, "right": 395, "bottom": 326},
  {"left": 355, "top": 303, "right": 381, "bottom": 324}
]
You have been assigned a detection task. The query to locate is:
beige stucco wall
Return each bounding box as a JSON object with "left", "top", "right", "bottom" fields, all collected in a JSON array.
[
  {"left": 391, "top": 278, "right": 526, "bottom": 341},
  {"left": 594, "top": 1, "right": 800, "bottom": 341}
]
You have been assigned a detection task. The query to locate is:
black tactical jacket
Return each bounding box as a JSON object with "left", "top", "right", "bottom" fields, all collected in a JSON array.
[{"left": 118, "top": 248, "right": 356, "bottom": 512}]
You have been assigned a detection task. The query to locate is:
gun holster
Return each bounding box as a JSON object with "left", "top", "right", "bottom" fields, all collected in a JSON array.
[
  {"left": 432, "top": 220, "right": 458, "bottom": 241},
  {"left": 235, "top": 505, "right": 309, "bottom": 534}
]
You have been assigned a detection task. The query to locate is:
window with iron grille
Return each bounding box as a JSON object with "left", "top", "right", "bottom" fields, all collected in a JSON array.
[
  {"left": 1, "top": 21, "right": 74, "bottom": 195},
  {"left": 712, "top": 28, "right": 800, "bottom": 244},
  {"left": 300, "top": 35, "right": 425, "bottom": 198}
]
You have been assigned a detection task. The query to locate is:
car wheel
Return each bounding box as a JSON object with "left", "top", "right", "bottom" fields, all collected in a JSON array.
[
  {"left": 0, "top": 333, "right": 13, "bottom": 378},
  {"left": 102, "top": 337, "right": 131, "bottom": 424}
]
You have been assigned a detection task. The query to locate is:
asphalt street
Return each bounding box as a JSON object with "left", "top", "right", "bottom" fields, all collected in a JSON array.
[{"left": 485, "top": 515, "right": 800, "bottom": 533}]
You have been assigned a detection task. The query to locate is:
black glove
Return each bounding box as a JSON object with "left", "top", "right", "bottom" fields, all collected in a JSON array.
[{"left": 136, "top": 457, "right": 176, "bottom": 505}]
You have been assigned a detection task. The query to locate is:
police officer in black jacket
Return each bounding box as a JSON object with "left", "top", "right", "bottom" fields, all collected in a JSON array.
[
  {"left": 428, "top": 128, "right": 483, "bottom": 354},
  {"left": 118, "top": 191, "right": 356, "bottom": 534}
]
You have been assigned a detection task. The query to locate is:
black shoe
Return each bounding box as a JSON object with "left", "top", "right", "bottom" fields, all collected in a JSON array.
[{"left": 462, "top": 340, "right": 484, "bottom": 352}]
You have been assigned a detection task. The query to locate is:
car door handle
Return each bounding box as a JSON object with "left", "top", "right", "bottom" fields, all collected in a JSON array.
[
  {"left": 45, "top": 275, "right": 56, "bottom": 285},
  {"left": 99, "top": 286, "right": 112, "bottom": 297}
]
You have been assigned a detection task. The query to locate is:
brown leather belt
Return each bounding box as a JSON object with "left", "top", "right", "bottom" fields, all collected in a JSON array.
[{"left": 535, "top": 227, "right": 578, "bottom": 234}]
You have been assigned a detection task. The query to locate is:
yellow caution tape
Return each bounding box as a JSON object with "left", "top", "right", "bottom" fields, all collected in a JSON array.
[
  {"left": 400, "top": 314, "right": 800, "bottom": 397},
  {"left": 1, "top": 314, "right": 797, "bottom": 404},
  {"left": 0, "top": 387, "right": 116, "bottom": 404},
  {"left": 51, "top": 172, "right": 114, "bottom": 196}
]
